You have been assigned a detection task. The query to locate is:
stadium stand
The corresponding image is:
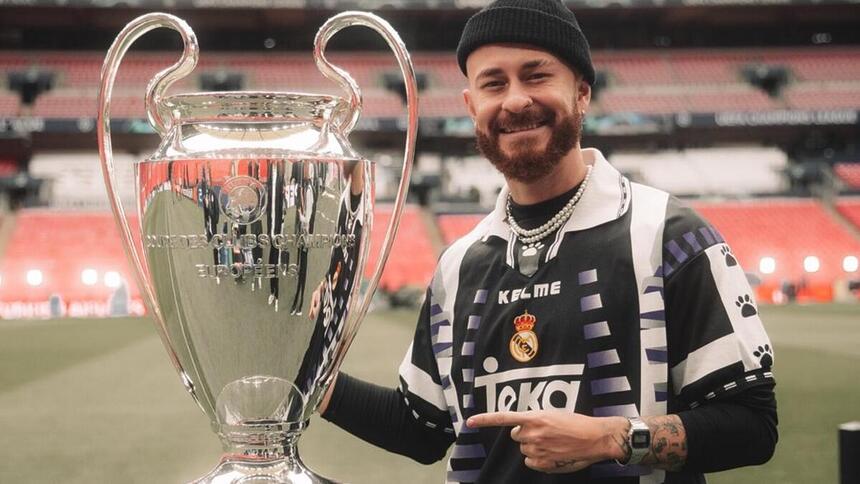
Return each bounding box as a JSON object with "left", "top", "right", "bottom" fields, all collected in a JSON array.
[
  {"left": 435, "top": 198, "right": 860, "bottom": 303},
  {"left": 693, "top": 199, "right": 860, "bottom": 302},
  {"left": 0, "top": 210, "right": 141, "bottom": 318},
  {"left": 366, "top": 204, "right": 437, "bottom": 291},
  {"left": 834, "top": 163, "right": 860, "bottom": 190},
  {"left": 610, "top": 147, "right": 788, "bottom": 197},
  {"left": 836, "top": 198, "right": 860, "bottom": 230},
  {"left": 4, "top": 47, "right": 859, "bottom": 119},
  {"left": 437, "top": 213, "right": 485, "bottom": 246},
  {"left": 0, "top": 204, "right": 434, "bottom": 318}
]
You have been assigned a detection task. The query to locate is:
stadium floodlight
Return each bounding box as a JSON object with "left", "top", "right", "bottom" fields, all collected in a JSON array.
[
  {"left": 26, "top": 269, "right": 43, "bottom": 286},
  {"left": 759, "top": 257, "right": 776, "bottom": 275},
  {"left": 104, "top": 271, "right": 122, "bottom": 288},
  {"left": 81, "top": 269, "right": 98, "bottom": 286},
  {"left": 803, "top": 256, "right": 820, "bottom": 273},
  {"left": 844, "top": 256, "right": 859, "bottom": 273}
]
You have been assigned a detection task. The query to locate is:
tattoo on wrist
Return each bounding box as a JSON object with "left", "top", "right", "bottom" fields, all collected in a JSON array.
[{"left": 642, "top": 415, "right": 687, "bottom": 472}]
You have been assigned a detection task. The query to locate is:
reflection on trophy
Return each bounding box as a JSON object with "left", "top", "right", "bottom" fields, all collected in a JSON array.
[{"left": 97, "top": 11, "right": 417, "bottom": 483}]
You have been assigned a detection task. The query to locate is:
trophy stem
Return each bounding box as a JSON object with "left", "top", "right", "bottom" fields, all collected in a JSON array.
[{"left": 193, "top": 423, "right": 338, "bottom": 483}]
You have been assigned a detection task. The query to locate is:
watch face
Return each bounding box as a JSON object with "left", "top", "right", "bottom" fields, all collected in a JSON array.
[{"left": 632, "top": 432, "right": 650, "bottom": 447}]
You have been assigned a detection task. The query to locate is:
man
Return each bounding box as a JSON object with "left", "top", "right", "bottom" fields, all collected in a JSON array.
[{"left": 319, "top": 1, "right": 778, "bottom": 482}]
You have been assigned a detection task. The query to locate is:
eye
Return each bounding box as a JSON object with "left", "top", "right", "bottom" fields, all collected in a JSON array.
[
  {"left": 480, "top": 80, "right": 505, "bottom": 90},
  {"left": 526, "top": 72, "right": 550, "bottom": 82}
]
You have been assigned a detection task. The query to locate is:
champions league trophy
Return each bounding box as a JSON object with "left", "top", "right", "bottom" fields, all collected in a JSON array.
[{"left": 97, "top": 12, "right": 417, "bottom": 483}]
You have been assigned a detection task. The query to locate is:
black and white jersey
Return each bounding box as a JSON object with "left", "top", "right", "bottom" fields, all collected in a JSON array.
[{"left": 398, "top": 149, "right": 774, "bottom": 484}]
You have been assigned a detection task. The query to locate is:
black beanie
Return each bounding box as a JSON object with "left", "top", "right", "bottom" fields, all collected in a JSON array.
[{"left": 456, "top": 0, "right": 595, "bottom": 86}]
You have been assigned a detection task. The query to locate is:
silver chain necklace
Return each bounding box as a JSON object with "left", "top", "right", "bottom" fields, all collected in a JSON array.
[{"left": 505, "top": 164, "right": 594, "bottom": 245}]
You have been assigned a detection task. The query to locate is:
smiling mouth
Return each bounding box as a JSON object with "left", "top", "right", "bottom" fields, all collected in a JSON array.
[{"left": 499, "top": 121, "right": 548, "bottom": 134}]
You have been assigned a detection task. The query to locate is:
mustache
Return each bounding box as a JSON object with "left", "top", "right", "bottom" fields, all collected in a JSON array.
[{"left": 490, "top": 105, "right": 555, "bottom": 134}]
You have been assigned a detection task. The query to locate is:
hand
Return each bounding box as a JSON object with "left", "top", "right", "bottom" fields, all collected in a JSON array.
[
  {"left": 308, "top": 280, "right": 325, "bottom": 320},
  {"left": 466, "top": 411, "right": 628, "bottom": 474},
  {"left": 317, "top": 373, "right": 338, "bottom": 416}
]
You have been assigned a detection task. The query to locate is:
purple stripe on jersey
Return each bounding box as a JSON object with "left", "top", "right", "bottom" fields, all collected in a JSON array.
[
  {"left": 646, "top": 347, "right": 668, "bottom": 363},
  {"left": 447, "top": 469, "right": 482, "bottom": 483},
  {"left": 430, "top": 324, "right": 440, "bottom": 338},
  {"left": 644, "top": 284, "right": 663, "bottom": 294},
  {"left": 591, "top": 463, "right": 651, "bottom": 478},
  {"left": 593, "top": 403, "right": 638, "bottom": 417},
  {"left": 666, "top": 239, "right": 688, "bottom": 265},
  {"left": 441, "top": 375, "right": 451, "bottom": 389},
  {"left": 462, "top": 368, "right": 474, "bottom": 383},
  {"left": 591, "top": 377, "right": 632, "bottom": 395},
  {"left": 683, "top": 231, "right": 703, "bottom": 253},
  {"left": 433, "top": 342, "right": 453, "bottom": 356},
  {"left": 430, "top": 304, "right": 443, "bottom": 316},
  {"left": 662, "top": 261, "right": 675, "bottom": 277},
  {"left": 709, "top": 226, "right": 725, "bottom": 243},
  {"left": 587, "top": 349, "right": 621, "bottom": 368},
  {"left": 655, "top": 265, "right": 665, "bottom": 278},
  {"left": 640, "top": 310, "right": 665, "bottom": 322},
  {"left": 461, "top": 341, "right": 475, "bottom": 356},
  {"left": 447, "top": 406, "right": 459, "bottom": 423},
  {"left": 699, "top": 226, "right": 715, "bottom": 245},
  {"left": 467, "top": 315, "right": 481, "bottom": 330},
  {"left": 583, "top": 321, "right": 611, "bottom": 340},
  {"left": 580, "top": 294, "right": 603, "bottom": 312},
  {"left": 655, "top": 382, "right": 668, "bottom": 402},
  {"left": 430, "top": 318, "right": 449, "bottom": 329},
  {"left": 474, "top": 289, "right": 488, "bottom": 304},
  {"left": 578, "top": 269, "right": 598, "bottom": 285},
  {"left": 462, "top": 394, "right": 475, "bottom": 409},
  {"left": 452, "top": 444, "right": 486, "bottom": 459}
]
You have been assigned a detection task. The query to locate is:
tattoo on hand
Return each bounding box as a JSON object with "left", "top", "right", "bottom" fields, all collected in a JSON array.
[
  {"left": 611, "top": 433, "right": 632, "bottom": 462},
  {"left": 554, "top": 459, "right": 577, "bottom": 468}
]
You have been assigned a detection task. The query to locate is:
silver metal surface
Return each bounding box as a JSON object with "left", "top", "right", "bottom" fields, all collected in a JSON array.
[{"left": 97, "top": 11, "right": 417, "bottom": 484}]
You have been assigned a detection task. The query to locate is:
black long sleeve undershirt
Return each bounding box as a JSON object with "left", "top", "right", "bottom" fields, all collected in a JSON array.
[
  {"left": 323, "top": 372, "right": 778, "bottom": 472},
  {"left": 677, "top": 382, "right": 778, "bottom": 472},
  {"left": 322, "top": 372, "right": 455, "bottom": 464}
]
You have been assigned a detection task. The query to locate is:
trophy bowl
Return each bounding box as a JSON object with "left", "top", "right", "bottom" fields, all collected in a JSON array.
[{"left": 97, "top": 12, "right": 417, "bottom": 483}]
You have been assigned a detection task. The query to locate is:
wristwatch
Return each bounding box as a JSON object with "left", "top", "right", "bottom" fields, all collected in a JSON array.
[{"left": 622, "top": 416, "right": 651, "bottom": 465}]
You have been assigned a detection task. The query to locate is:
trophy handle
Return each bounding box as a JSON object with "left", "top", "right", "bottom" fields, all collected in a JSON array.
[
  {"left": 97, "top": 13, "right": 198, "bottom": 381},
  {"left": 314, "top": 12, "right": 418, "bottom": 366}
]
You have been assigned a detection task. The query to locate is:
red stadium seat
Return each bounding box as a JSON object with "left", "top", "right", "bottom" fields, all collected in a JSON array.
[
  {"left": 835, "top": 164, "right": 860, "bottom": 190},
  {"left": 437, "top": 213, "right": 486, "bottom": 245},
  {"left": 693, "top": 199, "right": 860, "bottom": 302},
  {"left": 836, "top": 198, "right": 860, "bottom": 230}
]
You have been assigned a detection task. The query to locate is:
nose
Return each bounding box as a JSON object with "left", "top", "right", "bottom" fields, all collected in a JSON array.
[{"left": 501, "top": 82, "right": 532, "bottom": 113}]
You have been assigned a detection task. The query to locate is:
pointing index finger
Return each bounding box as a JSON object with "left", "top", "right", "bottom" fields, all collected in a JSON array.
[{"left": 467, "top": 411, "right": 532, "bottom": 429}]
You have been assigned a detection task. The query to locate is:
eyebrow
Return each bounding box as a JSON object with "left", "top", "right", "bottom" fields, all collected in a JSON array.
[
  {"left": 475, "top": 58, "right": 554, "bottom": 81},
  {"left": 521, "top": 59, "right": 552, "bottom": 71}
]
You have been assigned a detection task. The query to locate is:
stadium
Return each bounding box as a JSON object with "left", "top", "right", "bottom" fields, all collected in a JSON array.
[{"left": 0, "top": 0, "right": 858, "bottom": 483}]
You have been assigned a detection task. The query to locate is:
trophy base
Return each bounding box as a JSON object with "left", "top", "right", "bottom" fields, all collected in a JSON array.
[{"left": 192, "top": 452, "right": 339, "bottom": 484}]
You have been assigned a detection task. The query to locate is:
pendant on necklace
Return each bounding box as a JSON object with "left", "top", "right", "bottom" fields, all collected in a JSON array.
[{"left": 518, "top": 241, "right": 544, "bottom": 277}]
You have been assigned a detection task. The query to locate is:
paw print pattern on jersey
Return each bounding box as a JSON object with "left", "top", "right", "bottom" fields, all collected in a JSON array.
[
  {"left": 753, "top": 344, "right": 773, "bottom": 369},
  {"left": 735, "top": 294, "right": 757, "bottom": 317},
  {"left": 720, "top": 245, "right": 737, "bottom": 267}
]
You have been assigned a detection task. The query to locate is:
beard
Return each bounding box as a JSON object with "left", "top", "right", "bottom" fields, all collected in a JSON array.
[{"left": 476, "top": 104, "right": 582, "bottom": 183}]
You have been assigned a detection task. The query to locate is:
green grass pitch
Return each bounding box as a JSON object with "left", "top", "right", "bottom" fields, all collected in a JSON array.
[{"left": 0, "top": 304, "right": 857, "bottom": 483}]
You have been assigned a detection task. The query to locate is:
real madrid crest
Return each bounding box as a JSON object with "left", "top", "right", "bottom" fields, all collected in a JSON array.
[{"left": 509, "top": 310, "right": 539, "bottom": 363}]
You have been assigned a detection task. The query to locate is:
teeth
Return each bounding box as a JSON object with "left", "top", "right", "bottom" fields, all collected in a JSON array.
[{"left": 503, "top": 123, "right": 542, "bottom": 134}]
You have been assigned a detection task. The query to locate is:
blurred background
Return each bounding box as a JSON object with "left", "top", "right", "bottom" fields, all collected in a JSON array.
[{"left": 0, "top": 0, "right": 858, "bottom": 483}]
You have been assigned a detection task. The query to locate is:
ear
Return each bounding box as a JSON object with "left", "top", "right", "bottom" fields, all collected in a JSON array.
[
  {"left": 463, "top": 88, "right": 477, "bottom": 120},
  {"left": 576, "top": 79, "right": 592, "bottom": 112}
]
